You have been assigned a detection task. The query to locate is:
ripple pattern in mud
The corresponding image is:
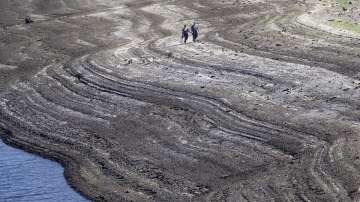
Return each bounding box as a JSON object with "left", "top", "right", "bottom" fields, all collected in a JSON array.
[{"left": 1, "top": 0, "right": 360, "bottom": 201}]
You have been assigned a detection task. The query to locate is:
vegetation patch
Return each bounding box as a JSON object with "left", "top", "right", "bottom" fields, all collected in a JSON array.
[
  {"left": 339, "top": 0, "right": 349, "bottom": 10},
  {"left": 330, "top": 19, "right": 360, "bottom": 33}
]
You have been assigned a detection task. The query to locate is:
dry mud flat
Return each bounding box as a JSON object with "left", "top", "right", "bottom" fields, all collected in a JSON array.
[{"left": 2, "top": 0, "right": 360, "bottom": 201}]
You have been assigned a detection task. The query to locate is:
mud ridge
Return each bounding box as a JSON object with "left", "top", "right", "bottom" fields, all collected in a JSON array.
[{"left": 1, "top": 0, "right": 360, "bottom": 201}]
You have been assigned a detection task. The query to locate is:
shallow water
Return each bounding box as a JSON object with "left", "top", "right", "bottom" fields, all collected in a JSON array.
[{"left": 0, "top": 139, "right": 88, "bottom": 202}]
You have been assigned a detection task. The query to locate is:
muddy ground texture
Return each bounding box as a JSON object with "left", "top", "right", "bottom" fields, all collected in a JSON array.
[{"left": 1, "top": 0, "right": 360, "bottom": 201}]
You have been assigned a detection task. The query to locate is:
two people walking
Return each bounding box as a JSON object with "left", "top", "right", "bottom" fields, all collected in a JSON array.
[
  {"left": 25, "top": 16, "right": 34, "bottom": 24},
  {"left": 181, "top": 22, "right": 199, "bottom": 43}
]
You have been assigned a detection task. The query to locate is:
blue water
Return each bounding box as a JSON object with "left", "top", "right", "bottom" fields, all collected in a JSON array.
[{"left": 0, "top": 139, "right": 89, "bottom": 202}]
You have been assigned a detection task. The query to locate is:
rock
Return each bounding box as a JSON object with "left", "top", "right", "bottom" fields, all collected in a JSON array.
[
  {"left": 166, "top": 52, "right": 173, "bottom": 58},
  {"left": 282, "top": 88, "right": 290, "bottom": 92}
]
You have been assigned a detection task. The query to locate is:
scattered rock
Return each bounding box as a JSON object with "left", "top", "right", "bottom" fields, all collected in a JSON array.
[
  {"left": 282, "top": 88, "right": 290, "bottom": 92},
  {"left": 166, "top": 52, "right": 173, "bottom": 58},
  {"left": 74, "top": 73, "right": 83, "bottom": 80},
  {"left": 220, "top": 174, "right": 230, "bottom": 179},
  {"left": 124, "top": 58, "right": 133, "bottom": 65}
]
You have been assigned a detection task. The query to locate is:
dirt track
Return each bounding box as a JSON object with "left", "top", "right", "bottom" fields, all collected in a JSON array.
[{"left": 1, "top": 0, "right": 360, "bottom": 201}]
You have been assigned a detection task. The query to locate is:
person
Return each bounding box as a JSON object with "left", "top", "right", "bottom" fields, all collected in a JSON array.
[
  {"left": 181, "top": 25, "right": 189, "bottom": 43},
  {"left": 191, "top": 22, "right": 199, "bottom": 42},
  {"left": 25, "top": 16, "right": 33, "bottom": 24}
]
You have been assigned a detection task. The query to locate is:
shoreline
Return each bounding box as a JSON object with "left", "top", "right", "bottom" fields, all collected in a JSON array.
[{"left": 0, "top": 128, "right": 96, "bottom": 202}]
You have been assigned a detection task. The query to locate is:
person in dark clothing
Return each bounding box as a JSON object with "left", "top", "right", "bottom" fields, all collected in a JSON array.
[
  {"left": 25, "top": 16, "right": 33, "bottom": 24},
  {"left": 191, "top": 22, "right": 198, "bottom": 42},
  {"left": 181, "top": 25, "right": 189, "bottom": 43}
]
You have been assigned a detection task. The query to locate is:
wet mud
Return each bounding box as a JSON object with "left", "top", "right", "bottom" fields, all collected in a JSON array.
[{"left": 1, "top": 0, "right": 360, "bottom": 201}]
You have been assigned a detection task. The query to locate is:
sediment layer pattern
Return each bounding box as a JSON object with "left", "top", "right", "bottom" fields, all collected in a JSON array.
[{"left": 1, "top": 0, "right": 360, "bottom": 201}]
